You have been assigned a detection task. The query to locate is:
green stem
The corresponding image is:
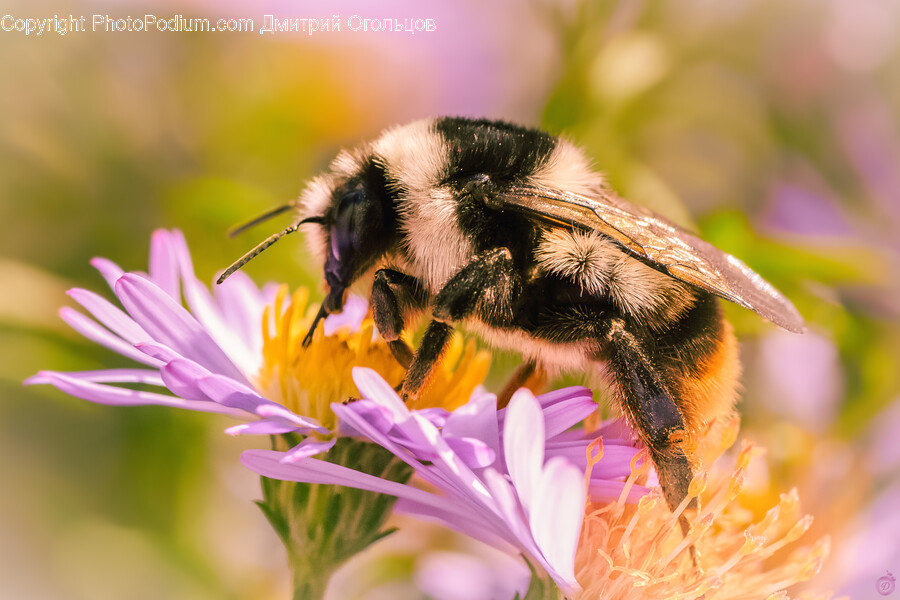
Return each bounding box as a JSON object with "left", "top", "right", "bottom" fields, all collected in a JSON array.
[{"left": 256, "top": 436, "right": 413, "bottom": 600}]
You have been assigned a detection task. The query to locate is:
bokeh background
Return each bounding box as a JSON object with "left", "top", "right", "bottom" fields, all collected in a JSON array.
[{"left": 3, "top": 0, "right": 900, "bottom": 598}]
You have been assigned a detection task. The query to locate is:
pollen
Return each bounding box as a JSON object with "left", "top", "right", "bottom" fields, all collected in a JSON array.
[
  {"left": 575, "top": 434, "right": 837, "bottom": 600},
  {"left": 255, "top": 286, "right": 491, "bottom": 430}
]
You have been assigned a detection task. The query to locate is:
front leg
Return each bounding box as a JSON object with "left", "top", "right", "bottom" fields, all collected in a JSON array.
[
  {"left": 371, "top": 268, "right": 428, "bottom": 368},
  {"left": 402, "top": 247, "right": 523, "bottom": 400}
]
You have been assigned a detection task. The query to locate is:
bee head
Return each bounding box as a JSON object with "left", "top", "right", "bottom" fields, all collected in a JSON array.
[{"left": 300, "top": 152, "right": 398, "bottom": 314}]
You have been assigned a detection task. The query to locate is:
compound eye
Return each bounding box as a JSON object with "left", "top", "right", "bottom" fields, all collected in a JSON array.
[{"left": 330, "top": 190, "right": 364, "bottom": 261}]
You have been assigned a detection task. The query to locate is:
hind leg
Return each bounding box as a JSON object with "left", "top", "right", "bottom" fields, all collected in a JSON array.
[{"left": 530, "top": 305, "right": 694, "bottom": 517}]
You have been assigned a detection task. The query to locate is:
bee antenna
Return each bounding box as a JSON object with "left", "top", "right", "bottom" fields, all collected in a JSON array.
[
  {"left": 227, "top": 203, "right": 295, "bottom": 238},
  {"left": 217, "top": 216, "right": 326, "bottom": 285}
]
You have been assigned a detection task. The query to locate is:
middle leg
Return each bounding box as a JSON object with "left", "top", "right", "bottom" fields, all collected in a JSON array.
[{"left": 402, "top": 247, "right": 524, "bottom": 400}]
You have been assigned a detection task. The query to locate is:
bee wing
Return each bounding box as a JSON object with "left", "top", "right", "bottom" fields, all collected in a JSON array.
[{"left": 491, "top": 184, "right": 806, "bottom": 333}]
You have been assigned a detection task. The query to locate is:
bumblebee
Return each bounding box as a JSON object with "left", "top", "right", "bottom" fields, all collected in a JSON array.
[{"left": 219, "top": 117, "right": 804, "bottom": 515}]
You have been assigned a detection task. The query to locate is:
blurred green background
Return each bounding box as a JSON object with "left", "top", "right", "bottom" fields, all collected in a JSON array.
[{"left": 3, "top": 0, "right": 899, "bottom": 598}]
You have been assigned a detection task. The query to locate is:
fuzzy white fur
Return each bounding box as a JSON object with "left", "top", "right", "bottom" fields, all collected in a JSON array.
[
  {"left": 373, "top": 119, "right": 474, "bottom": 293},
  {"left": 527, "top": 138, "right": 606, "bottom": 196},
  {"left": 535, "top": 228, "right": 695, "bottom": 330}
]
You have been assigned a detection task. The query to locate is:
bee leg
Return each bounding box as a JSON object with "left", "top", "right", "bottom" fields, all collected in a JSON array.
[
  {"left": 401, "top": 320, "right": 455, "bottom": 400},
  {"left": 603, "top": 320, "right": 695, "bottom": 532},
  {"left": 431, "top": 247, "right": 522, "bottom": 326},
  {"left": 371, "top": 268, "right": 428, "bottom": 369},
  {"left": 402, "top": 248, "right": 523, "bottom": 400}
]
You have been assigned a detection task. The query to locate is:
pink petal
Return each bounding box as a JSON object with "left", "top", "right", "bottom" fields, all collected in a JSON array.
[
  {"left": 34, "top": 371, "right": 242, "bottom": 415},
  {"left": 244, "top": 449, "right": 504, "bottom": 543},
  {"left": 395, "top": 497, "right": 516, "bottom": 553},
  {"left": 114, "top": 274, "right": 247, "bottom": 384},
  {"left": 255, "top": 403, "right": 327, "bottom": 432},
  {"left": 443, "top": 392, "right": 500, "bottom": 456},
  {"left": 323, "top": 294, "right": 368, "bottom": 335},
  {"left": 59, "top": 307, "right": 161, "bottom": 367},
  {"left": 535, "top": 386, "right": 592, "bottom": 408},
  {"left": 242, "top": 449, "right": 471, "bottom": 516},
  {"left": 503, "top": 388, "right": 545, "bottom": 512},
  {"left": 482, "top": 468, "right": 535, "bottom": 549},
  {"left": 67, "top": 288, "right": 150, "bottom": 344},
  {"left": 529, "top": 456, "right": 585, "bottom": 596},
  {"left": 90, "top": 257, "right": 125, "bottom": 291},
  {"left": 148, "top": 230, "right": 181, "bottom": 299},
  {"left": 213, "top": 271, "right": 267, "bottom": 359},
  {"left": 334, "top": 400, "right": 393, "bottom": 437},
  {"left": 160, "top": 358, "right": 211, "bottom": 401},
  {"left": 541, "top": 394, "right": 597, "bottom": 438},
  {"left": 135, "top": 341, "right": 183, "bottom": 363},
  {"left": 197, "top": 374, "right": 326, "bottom": 432},
  {"left": 280, "top": 437, "right": 337, "bottom": 462},
  {"left": 332, "top": 403, "right": 464, "bottom": 495},
  {"left": 225, "top": 420, "right": 302, "bottom": 436},
  {"left": 445, "top": 437, "right": 496, "bottom": 469},
  {"left": 25, "top": 369, "right": 163, "bottom": 386},
  {"left": 409, "top": 412, "right": 493, "bottom": 501},
  {"left": 351, "top": 367, "right": 407, "bottom": 419}
]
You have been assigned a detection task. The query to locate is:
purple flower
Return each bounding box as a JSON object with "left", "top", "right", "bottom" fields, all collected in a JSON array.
[
  {"left": 242, "top": 367, "right": 648, "bottom": 596},
  {"left": 24, "top": 229, "right": 366, "bottom": 441}
]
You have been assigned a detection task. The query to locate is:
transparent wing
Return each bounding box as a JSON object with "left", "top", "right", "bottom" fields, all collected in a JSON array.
[{"left": 489, "top": 184, "right": 805, "bottom": 333}]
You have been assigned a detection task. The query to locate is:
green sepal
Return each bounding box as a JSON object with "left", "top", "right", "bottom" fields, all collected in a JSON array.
[
  {"left": 516, "top": 557, "right": 563, "bottom": 600},
  {"left": 256, "top": 435, "right": 413, "bottom": 600}
]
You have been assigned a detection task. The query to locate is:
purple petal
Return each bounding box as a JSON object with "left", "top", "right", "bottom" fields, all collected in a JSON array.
[
  {"left": 351, "top": 367, "right": 407, "bottom": 419},
  {"left": 541, "top": 394, "right": 597, "bottom": 438},
  {"left": 256, "top": 403, "right": 327, "bottom": 432},
  {"left": 135, "top": 341, "right": 183, "bottom": 363},
  {"left": 114, "top": 274, "right": 248, "bottom": 384},
  {"left": 67, "top": 288, "right": 150, "bottom": 344},
  {"left": 243, "top": 449, "right": 505, "bottom": 542},
  {"left": 148, "top": 230, "right": 181, "bottom": 299},
  {"left": 335, "top": 400, "right": 393, "bottom": 437},
  {"left": 415, "top": 407, "right": 451, "bottom": 429},
  {"left": 482, "top": 468, "right": 540, "bottom": 556},
  {"left": 90, "top": 257, "right": 125, "bottom": 291},
  {"left": 529, "top": 456, "right": 584, "bottom": 596},
  {"left": 536, "top": 386, "right": 592, "bottom": 408},
  {"left": 167, "top": 230, "right": 256, "bottom": 369},
  {"left": 59, "top": 307, "right": 161, "bottom": 367},
  {"left": 213, "top": 271, "right": 267, "bottom": 359},
  {"left": 592, "top": 418, "right": 638, "bottom": 442},
  {"left": 160, "top": 358, "right": 212, "bottom": 401},
  {"left": 408, "top": 412, "right": 493, "bottom": 501},
  {"left": 281, "top": 437, "right": 337, "bottom": 462},
  {"left": 34, "top": 371, "right": 242, "bottom": 415},
  {"left": 242, "top": 449, "right": 477, "bottom": 518},
  {"left": 225, "top": 420, "right": 303, "bottom": 436},
  {"left": 443, "top": 392, "right": 500, "bottom": 455},
  {"left": 26, "top": 368, "right": 163, "bottom": 386},
  {"left": 545, "top": 440, "right": 636, "bottom": 479},
  {"left": 503, "top": 389, "right": 545, "bottom": 511},
  {"left": 445, "top": 437, "right": 496, "bottom": 469},
  {"left": 323, "top": 294, "right": 369, "bottom": 335},
  {"left": 197, "top": 374, "right": 326, "bottom": 432},
  {"left": 395, "top": 497, "right": 517, "bottom": 553},
  {"left": 332, "top": 402, "right": 468, "bottom": 497}
]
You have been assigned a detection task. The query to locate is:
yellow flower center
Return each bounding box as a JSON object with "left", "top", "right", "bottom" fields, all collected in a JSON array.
[{"left": 254, "top": 286, "right": 491, "bottom": 431}]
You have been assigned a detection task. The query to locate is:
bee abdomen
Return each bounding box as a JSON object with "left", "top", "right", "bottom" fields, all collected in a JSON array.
[{"left": 656, "top": 294, "right": 742, "bottom": 436}]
